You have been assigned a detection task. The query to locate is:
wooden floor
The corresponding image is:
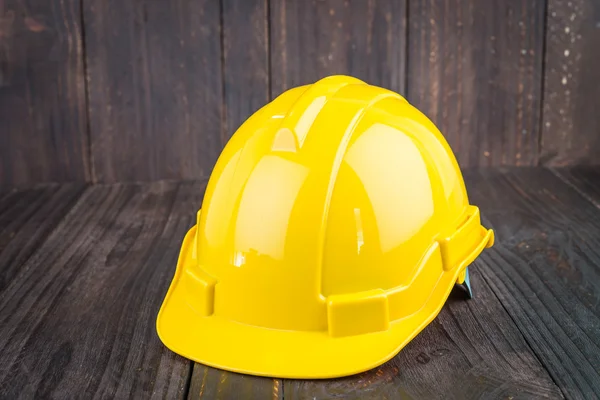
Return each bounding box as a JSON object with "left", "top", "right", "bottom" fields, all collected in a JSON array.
[{"left": 0, "top": 167, "right": 599, "bottom": 399}]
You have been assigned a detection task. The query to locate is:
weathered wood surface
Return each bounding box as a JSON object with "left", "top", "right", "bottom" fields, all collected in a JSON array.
[
  {"left": 553, "top": 167, "right": 600, "bottom": 208},
  {"left": 0, "top": 183, "right": 86, "bottom": 294},
  {"left": 188, "top": 365, "right": 281, "bottom": 400},
  {"left": 541, "top": 0, "right": 600, "bottom": 165},
  {"left": 0, "top": 0, "right": 89, "bottom": 186},
  {"left": 83, "top": 0, "right": 223, "bottom": 182},
  {"left": 0, "top": 181, "right": 208, "bottom": 398},
  {"left": 2, "top": 168, "right": 600, "bottom": 399},
  {"left": 466, "top": 168, "right": 600, "bottom": 399},
  {"left": 270, "top": 0, "right": 406, "bottom": 97},
  {"left": 283, "top": 268, "right": 562, "bottom": 400},
  {"left": 222, "top": 0, "right": 270, "bottom": 141},
  {"left": 407, "top": 0, "right": 546, "bottom": 167}
]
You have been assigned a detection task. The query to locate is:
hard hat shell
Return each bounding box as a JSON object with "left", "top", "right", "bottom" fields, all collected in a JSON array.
[{"left": 157, "top": 75, "right": 494, "bottom": 379}]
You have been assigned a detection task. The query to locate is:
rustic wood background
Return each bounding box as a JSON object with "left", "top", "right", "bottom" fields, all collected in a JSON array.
[{"left": 1, "top": 0, "right": 599, "bottom": 186}]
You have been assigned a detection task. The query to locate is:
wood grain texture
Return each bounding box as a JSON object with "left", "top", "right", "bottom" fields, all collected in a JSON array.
[
  {"left": 284, "top": 269, "right": 562, "bottom": 400},
  {"left": 553, "top": 166, "right": 600, "bottom": 208},
  {"left": 0, "top": 181, "right": 208, "bottom": 398},
  {"left": 3, "top": 169, "right": 600, "bottom": 398},
  {"left": 541, "top": 0, "right": 600, "bottom": 165},
  {"left": 465, "top": 168, "right": 600, "bottom": 399},
  {"left": 0, "top": 0, "right": 89, "bottom": 186},
  {"left": 0, "top": 183, "right": 85, "bottom": 293},
  {"left": 188, "top": 365, "right": 282, "bottom": 400},
  {"left": 270, "top": 0, "right": 406, "bottom": 97},
  {"left": 222, "top": 0, "right": 269, "bottom": 141},
  {"left": 407, "top": 0, "right": 545, "bottom": 167},
  {"left": 84, "top": 0, "right": 223, "bottom": 182}
]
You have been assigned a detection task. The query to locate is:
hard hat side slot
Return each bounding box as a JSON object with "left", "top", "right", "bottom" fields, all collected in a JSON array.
[
  {"left": 327, "top": 289, "right": 390, "bottom": 338},
  {"left": 438, "top": 206, "right": 486, "bottom": 271}
]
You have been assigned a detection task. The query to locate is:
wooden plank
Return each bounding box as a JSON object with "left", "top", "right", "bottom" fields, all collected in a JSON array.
[
  {"left": 270, "top": 0, "right": 406, "bottom": 97},
  {"left": 188, "top": 365, "right": 281, "bottom": 400},
  {"left": 541, "top": 0, "right": 600, "bottom": 165},
  {"left": 0, "top": 181, "right": 208, "bottom": 398},
  {"left": 284, "top": 268, "right": 562, "bottom": 399},
  {"left": 552, "top": 166, "right": 600, "bottom": 208},
  {"left": 407, "top": 1, "right": 545, "bottom": 167},
  {"left": 83, "top": 0, "right": 223, "bottom": 182},
  {"left": 0, "top": 183, "right": 86, "bottom": 293},
  {"left": 222, "top": 0, "right": 269, "bottom": 140},
  {"left": 0, "top": 0, "right": 89, "bottom": 185},
  {"left": 465, "top": 168, "right": 600, "bottom": 399}
]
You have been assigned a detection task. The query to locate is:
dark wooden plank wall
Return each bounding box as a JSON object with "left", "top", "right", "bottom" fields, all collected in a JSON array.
[
  {"left": 407, "top": 0, "right": 546, "bottom": 167},
  {"left": 541, "top": 0, "right": 600, "bottom": 165},
  {"left": 270, "top": 0, "right": 406, "bottom": 96},
  {"left": 0, "top": 0, "right": 90, "bottom": 186},
  {"left": 83, "top": 0, "right": 224, "bottom": 182},
  {"left": 222, "top": 0, "right": 269, "bottom": 141},
  {"left": 1, "top": 0, "right": 599, "bottom": 186}
]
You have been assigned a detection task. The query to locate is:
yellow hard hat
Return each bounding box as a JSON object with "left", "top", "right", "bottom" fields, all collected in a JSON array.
[{"left": 157, "top": 75, "right": 494, "bottom": 379}]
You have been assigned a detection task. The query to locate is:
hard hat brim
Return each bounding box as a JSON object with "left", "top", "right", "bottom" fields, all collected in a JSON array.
[{"left": 157, "top": 226, "right": 494, "bottom": 379}]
